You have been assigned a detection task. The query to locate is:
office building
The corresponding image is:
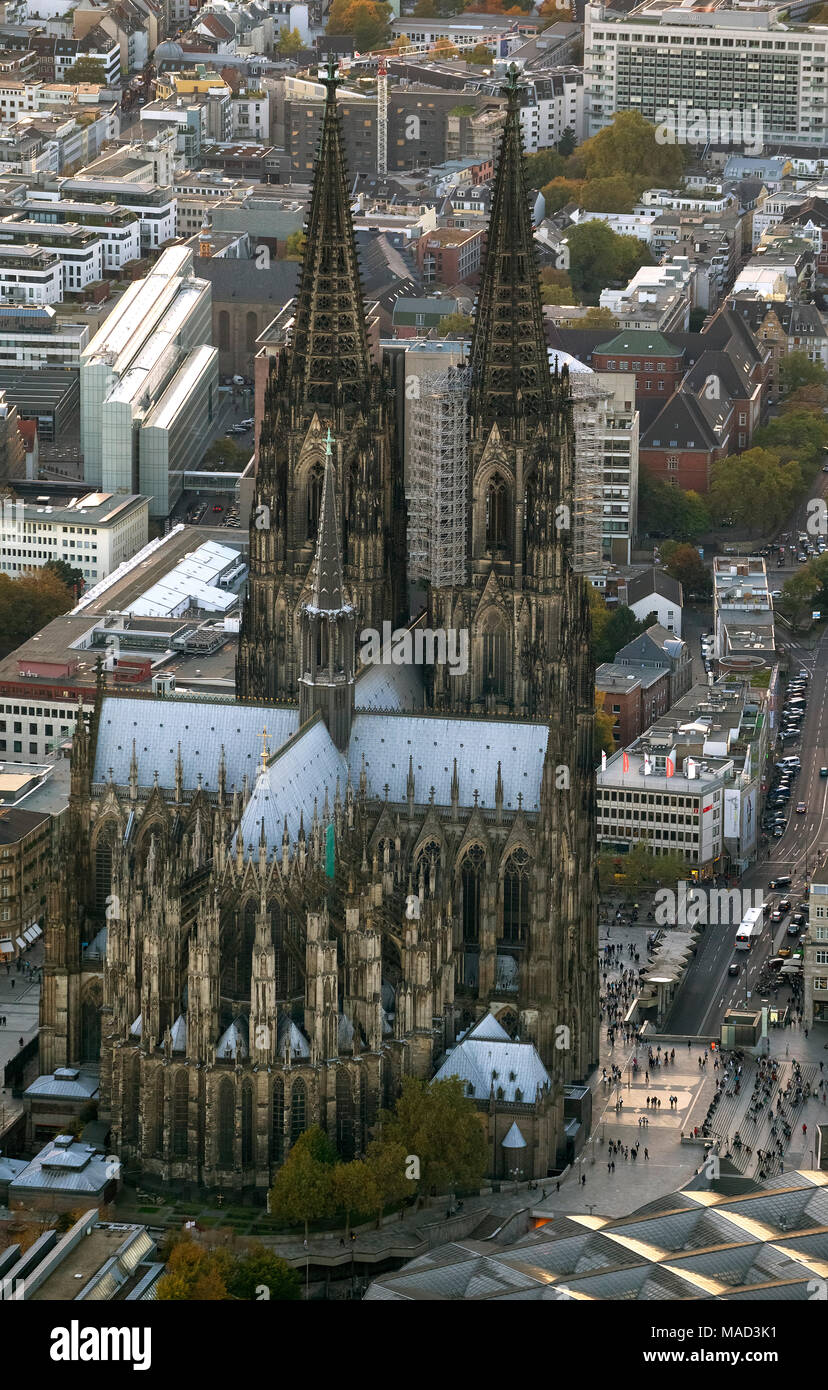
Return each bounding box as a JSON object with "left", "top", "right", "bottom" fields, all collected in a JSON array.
[
  {"left": 0, "top": 486, "right": 148, "bottom": 584},
  {"left": 585, "top": 3, "right": 828, "bottom": 148},
  {"left": 80, "top": 246, "right": 214, "bottom": 516}
]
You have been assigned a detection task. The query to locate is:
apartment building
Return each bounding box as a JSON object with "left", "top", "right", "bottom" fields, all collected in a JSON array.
[
  {"left": 805, "top": 869, "right": 828, "bottom": 1030},
  {"left": 584, "top": 3, "right": 828, "bottom": 147},
  {"left": 415, "top": 226, "right": 483, "bottom": 285},
  {"left": 0, "top": 302, "right": 89, "bottom": 369},
  {"left": 0, "top": 244, "right": 62, "bottom": 304},
  {"left": 60, "top": 167, "right": 176, "bottom": 251},
  {"left": 0, "top": 805, "right": 52, "bottom": 949},
  {"left": 13, "top": 194, "right": 141, "bottom": 271},
  {"left": 713, "top": 555, "right": 775, "bottom": 665}
]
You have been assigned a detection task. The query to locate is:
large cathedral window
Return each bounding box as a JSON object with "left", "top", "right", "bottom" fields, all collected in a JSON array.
[
  {"left": 415, "top": 840, "right": 441, "bottom": 900},
  {"left": 336, "top": 1070, "right": 355, "bottom": 1160},
  {"left": 218, "top": 1079, "right": 235, "bottom": 1166},
  {"left": 172, "top": 1070, "right": 189, "bottom": 1158},
  {"left": 524, "top": 475, "right": 537, "bottom": 572},
  {"left": 241, "top": 1081, "right": 254, "bottom": 1166},
  {"left": 486, "top": 473, "right": 510, "bottom": 555},
  {"left": 152, "top": 1071, "right": 165, "bottom": 1159},
  {"left": 481, "top": 612, "right": 509, "bottom": 700},
  {"left": 502, "top": 848, "right": 531, "bottom": 944},
  {"left": 290, "top": 1079, "right": 307, "bottom": 1142},
  {"left": 307, "top": 462, "right": 324, "bottom": 540},
  {"left": 461, "top": 844, "right": 485, "bottom": 945},
  {"left": 271, "top": 1078, "right": 285, "bottom": 1164}
]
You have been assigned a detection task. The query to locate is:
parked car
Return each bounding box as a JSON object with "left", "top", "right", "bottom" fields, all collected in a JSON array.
[{"left": 778, "top": 945, "right": 792, "bottom": 958}]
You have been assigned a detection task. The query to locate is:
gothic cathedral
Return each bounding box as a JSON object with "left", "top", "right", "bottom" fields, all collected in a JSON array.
[{"left": 38, "top": 63, "right": 600, "bottom": 1191}]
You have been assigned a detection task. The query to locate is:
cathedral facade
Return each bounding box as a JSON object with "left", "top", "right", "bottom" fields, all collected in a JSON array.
[{"left": 39, "top": 63, "right": 600, "bottom": 1192}]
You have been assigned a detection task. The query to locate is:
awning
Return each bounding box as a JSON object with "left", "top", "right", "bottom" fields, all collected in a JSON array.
[
  {"left": 0, "top": 938, "right": 13, "bottom": 954},
  {"left": 15, "top": 936, "right": 26, "bottom": 950},
  {"left": 23, "top": 928, "right": 37, "bottom": 944}
]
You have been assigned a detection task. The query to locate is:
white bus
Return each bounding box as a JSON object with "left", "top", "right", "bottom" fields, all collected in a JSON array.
[{"left": 735, "top": 906, "right": 764, "bottom": 950}]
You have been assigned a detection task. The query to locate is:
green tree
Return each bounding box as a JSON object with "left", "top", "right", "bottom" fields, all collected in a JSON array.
[
  {"left": 595, "top": 692, "right": 615, "bottom": 757},
  {"left": 268, "top": 1126, "right": 335, "bottom": 1238},
  {"left": 580, "top": 174, "right": 648, "bottom": 214},
  {"left": 778, "top": 350, "right": 828, "bottom": 395},
  {"left": 64, "top": 57, "right": 108, "bottom": 84},
  {"left": 0, "top": 568, "right": 75, "bottom": 658},
  {"left": 44, "top": 558, "right": 84, "bottom": 593},
  {"left": 638, "top": 471, "right": 709, "bottom": 540},
  {"left": 377, "top": 1076, "right": 487, "bottom": 1197},
  {"left": 710, "top": 447, "right": 802, "bottom": 534},
  {"left": 468, "top": 42, "right": 493, "bottom": 63},
  {"left": 754, "top": 409, "right": 828, "bottom": 478},
  {"left": 579, "top": 110, "right": 685, "bottom": 186},
  {"left": 284, "top": 229, "right": 305, "bottom": 261},
  {"left": 566, "top": 220, "right": 652, "bottom": 302},
  {"left": 588, "top": 581, "right": 610, "bottom": 653},
  {"left": 526, "top": 148, "right": 567, "bottom": 188},
  {"left": 276, "top": 27, "right": 304, "bottom": 55},
  {"left": 226, "top": 1244, "right": 301, "bottom": 1300},
  {"left": 660, "top": 543, "right": 711, "bottom": 598},
  {"left": 155, "top": 1237, "right": 232, "bottom": 1301},
  {"left": 365, "top": 1138, "right": 411, "bottom": 1226},
  {"left": 556, "top": 127, "right": 577, "bottom": 158},
  {"left": 599, "top": 844, "right": 690, "bottom": 892},
  {"left": 780, "top": 567, "right": 821, "bottom": 626},
  {"left": 594, "top": 605, "right": 649, "bottom": 664},
  {"left": 579, "top": 305, "right": 620, "bottom": 329},
  {"left": 436, "top": 311, "right": 473, "bottom": 336},
  {"left": 331, "top": 1160, "right": 378, "bottom": 1237},
  {"left": 540, "top": 176, "right": 584, "bottom": 215}
]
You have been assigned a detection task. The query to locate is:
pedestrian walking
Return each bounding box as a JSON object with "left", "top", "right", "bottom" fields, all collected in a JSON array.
[{"left": 644, "top": 1148, "right": 649, "bottom": 1160}]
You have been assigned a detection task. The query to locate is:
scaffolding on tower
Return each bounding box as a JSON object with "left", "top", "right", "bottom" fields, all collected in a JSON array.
[
  {"left": 377, "top": 58, "right": 388, "bottom": 178},
  {"left": 567, "top": 369, "right": 609, "bottom": 575},
  {"left": 407, "top": 365, "right": 469, "bottom": 589}
]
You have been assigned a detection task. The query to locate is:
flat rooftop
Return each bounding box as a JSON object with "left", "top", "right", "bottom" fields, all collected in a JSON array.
[{"left": 29, "top": 1225, "right": 127, "bottom": 1302}]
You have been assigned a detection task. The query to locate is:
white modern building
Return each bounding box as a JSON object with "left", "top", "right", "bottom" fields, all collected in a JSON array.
[
  {"left": 59, "top": 176, "right": 176, "bottom": 252},
  {"left": 596, "top": 743, "right": 727, "bottom": 871},
  {"left": 712, "top": 555, "right": 775, "bottom": 663},
  {"left": 18, "top": 194, "right": 142, "bottom": 272},
  {"left": 81, "top": 246, "right": 215, "bottom": 517},
  {"left": 0, "top": 218, "right": 104, "bottom": 293},
  {"left": 518, "top": 70, "right": 586, "bottom": 151},
  {"left": 584, "top": 3, "right": 828, "bottom": 147},
  {"left": 548, "top": 349, "right": 639, "bottom": 569},
  {"left": 0, "top": 244, "right": 63, "bottom": 304},
  {"left": 0, "top": 304, "right": 89, "bottom": 369},
  {"left": 0, "top": 489, "right": 149, "bottom": 585}
]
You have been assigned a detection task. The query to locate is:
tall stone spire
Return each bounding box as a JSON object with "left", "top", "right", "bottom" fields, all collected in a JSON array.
[
  {"left": 287, "top": 56, "right": 372, "bottom": 411},
  {"left": 469, "top": 64, "right": 552, "bottom": 424},
  {"left": 309, "top": 427, "right": 345, "bottom": 611},
  {"left": 298, "top": 429, "right": 356, "bottom": 749}
]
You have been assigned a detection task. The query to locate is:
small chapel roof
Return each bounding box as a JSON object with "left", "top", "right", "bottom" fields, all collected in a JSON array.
[{"left": 501, "top": 1121, "right": 527, "bottom": 1150}]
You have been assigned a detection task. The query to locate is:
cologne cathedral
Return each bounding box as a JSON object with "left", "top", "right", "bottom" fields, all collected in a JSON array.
[{"left": 39, "top": 62, "right": 600, "bottom": 1192}]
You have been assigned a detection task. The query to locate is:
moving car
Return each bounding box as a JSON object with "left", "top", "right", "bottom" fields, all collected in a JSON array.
[
  {"left": 778, "top": 897, "right": 792, "bottom": 912},
  {"left": 774, "top": 825, "right": 786, "bottom": 836},
  {"left": 787, "top": 923, "right": 801, "bottom": 936},
  {"left": 821, "top": 768, "right": 828, "bottom": 777},
  {"left": 769, "top": 876, "right": 792, "bottom": 889},
  {"left": 771, "top": 908, "right": 784, "bottom": 922},
  {"left": 777, "top": 945, "right": 792, "bottom": 958},
  {"left": 728, "top": 962, "right": 739, "bottom": 976},
  {"left": 797, "top": 802, "right": 807, "bottom": 813}
]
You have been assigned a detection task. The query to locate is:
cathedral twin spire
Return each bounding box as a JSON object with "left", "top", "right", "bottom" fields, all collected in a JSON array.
[
  {"left": 470, "top": 64, "right": 555, "bottom": 424},
  {"left": 288, "top": 56, "right": 373, "bottom": 410}
]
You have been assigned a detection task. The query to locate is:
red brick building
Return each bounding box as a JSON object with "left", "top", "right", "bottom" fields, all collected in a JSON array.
[
  {"left": 591, "top": 330, "right": 685, "bottom": 404},
  {"left": 415, "top": 226, "right": 483, "bottom": 286}
]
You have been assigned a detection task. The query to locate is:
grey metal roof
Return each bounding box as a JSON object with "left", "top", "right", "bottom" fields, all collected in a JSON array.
[
  {"left": 11, "top": 1139, "right": 119, "bottom": 1195},
  {"left": 433, "top": 1017, "right": 551, "bottom": 1103},
  {"left": 348, "top": 714, "right": 548, "bottom": 811},
  {"left": 24, "top": 1072, "right": 99, "bottom": 1101},
  {"left": 501, "top": 1121, "right": 527, "bottom": 1149},
  {"left": 365, "top": 1170, "right": 828, "bottom": 1301},
  {"left": 235, "top": 718, "right": 348, "bottom": 856},
  {"left": 355, "top": 659, "right": 425, "bottom": 712},
  {"left": 93, "top": 696, "right": 299, "bottom": 791}
]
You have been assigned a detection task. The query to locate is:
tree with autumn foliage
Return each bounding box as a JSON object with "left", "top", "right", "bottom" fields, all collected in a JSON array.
[
  {"left": 326, "top": 0, "right": 392, "bottom": 50},
  {"left": 155, "top": 1237, "right": 234, "bottom": 1300},
  {"left": 578, "top": 110, "right": 685, "bottom": 186},
  {"left": 0, "top": 565, "right": 76, "bottom": 658},
  {"left": 594, "top": 692, "right": 616, "bottom": 758}
]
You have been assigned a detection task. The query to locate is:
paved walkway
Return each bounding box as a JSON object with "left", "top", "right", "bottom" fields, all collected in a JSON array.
[{"left": 0, "top": 954, "right": 41, "bottom": 1132}]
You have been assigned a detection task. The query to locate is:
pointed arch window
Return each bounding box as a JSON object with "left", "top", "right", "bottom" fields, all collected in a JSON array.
[
  {"left": 152, "top": 1071, "right": 165, "bottom": 1159},
  {"left": 415, "top": 839, "right": 441, "bottom": 900},
  {"left": 271, "top": 1078, "right": 285, "bottom": 1164},
  {"left": 290, "top": 1079, "right": 307, "bottom": 1142},
  {"left": 241, "top": 1081, "right": 254, "bottom": 1166},
  {"left": 524, "top": 474, "right": 537, "bottom": 572},
  {"left": 218, "top": 1078, "right": 235, "bottom": 1166},
  {"left": 461, "top": 843, "right": 485, "bottom": 945},
  {"left": 172, "top": 1070, "right": 189, "bottom": 1158},
  {"left": 481, "top": 612, "right": 509, "bottom": 699},
  {"left": 307, "top": 461, "right": 324, "bottom": 540},
  {"left": 336, "top": 1069, "right": 355, "bottom": 1160},
  {"left": 486, "top": 472, "right": 510, "bottom": 554},
  {"left": 502, "top": 848, "right": 531, "bottom": 944}
]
